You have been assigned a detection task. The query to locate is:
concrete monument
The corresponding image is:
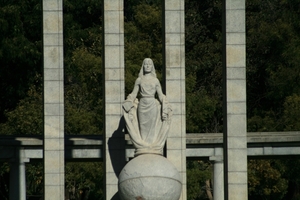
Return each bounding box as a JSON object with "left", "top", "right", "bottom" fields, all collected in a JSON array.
[
  {"left": 123, "top": 58, "right": 172, "bottom": 156},
  {"left": 118, "top": 154, "right": 182, "bottom": 200},
  {"left": 118, "top": 58, "right": 181, "bottom": 200}
]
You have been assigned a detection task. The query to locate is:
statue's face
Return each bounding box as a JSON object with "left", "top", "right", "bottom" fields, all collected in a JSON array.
[{"left": 143, "top": 59, "right": 153, "bottom": 73}]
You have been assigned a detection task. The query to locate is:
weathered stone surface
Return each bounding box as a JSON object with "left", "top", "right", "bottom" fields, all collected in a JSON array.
[
  {"left": 103, "top": 0, "right": 125, "bottom": 199},
  {"left": 43, "top": 0, "right": 65, "bottom": 199},
  {"left": 224, "top": 0, "right": 247, "bottom": 199},
  {"left": 123, "top": 58, "right": 172, "bottom": 156},
  {"left": 118, "top": 154, "right": 182, "bottom": 200}
]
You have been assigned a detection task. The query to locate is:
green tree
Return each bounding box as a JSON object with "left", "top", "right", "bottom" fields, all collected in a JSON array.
[
  {"left": 0, "top": 163, "right": 9, "bottom": 200},
  {"left": 26, "top": 162, "right": 43, "bottom": 198},
  {"left": 0, "top": 0, "right": 42, "bottom": 124},
  {"left": 246, "top": 1, "right": 300, "bottom": 199},
  {"left": 124, "top": 1, "right": 163, "bottom": 94},
  {"left": 63, "top": 1, "right": 105, "bottom": 199},
  {"left": 0, "top": 84, "right": 42, "bottom": 135},
  {"left": 283, "top": 159, "right": 300, "bottom": 200},
  {"left": 282, "top": 94, "right": 300, "bottom": 131},
  {"left": 187, "top": 160, "right": 212, "bottom": 200},
  {"left": 247, "top": 0, "right": 300, "bottom": 132},
  {"left": 248, "top": 159, "right": 288, "bottom": 200},
  {"left": 185, "top": 0, "right": 223, "bottom": 133},
  {"left": 64, "top": 0, "right": 103, "bottom": 135},
  {"left": 282, "top": 95, "right": 300, "bottom": 199},
  {"left": 65, "top": 162, "right": 103, "bottom": 200},
  {"left": 64, "top": 48, "right": 103, "bottom": 135}
]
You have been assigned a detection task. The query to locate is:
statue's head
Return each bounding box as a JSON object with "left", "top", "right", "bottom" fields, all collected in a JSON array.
[{"left": 139, "top": 58, "right": 156, "bottom": 78}]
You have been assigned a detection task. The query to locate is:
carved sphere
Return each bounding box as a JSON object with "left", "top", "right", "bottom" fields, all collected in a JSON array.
[{"left": 118, "top": 154, "right": 182, "bottom": 200}]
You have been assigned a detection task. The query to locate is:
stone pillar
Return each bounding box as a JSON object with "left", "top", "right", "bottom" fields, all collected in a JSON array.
[
  {"left": 9, "top": 148, "right": 28, "bottom": 200},
  {"left": 223, "top": 0, "right": 247, "bottom": 199},
  {"left": 213, "top": 160, "right": 224, "bottom": 200},
  {"left": 210, "top": 148, "right": 224, "bottom": 200},
  {"left": 163, "top": 1, "right": 186, "bottom": 199},
  {"left": 43, "top": 0, "right": 65, "bottom": 199},
  {"left": 103, "top": 0, "right": 125, "bottom": 199}
]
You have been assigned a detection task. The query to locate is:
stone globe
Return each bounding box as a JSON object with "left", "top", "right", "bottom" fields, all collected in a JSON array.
[{"left": 118, "top": 154, "right": 182, "bottom": 200}]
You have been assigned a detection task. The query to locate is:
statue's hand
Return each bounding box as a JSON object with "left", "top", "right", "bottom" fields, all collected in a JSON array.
[{"left": 123, "top": 101, "right": 134, "bottom": 113}]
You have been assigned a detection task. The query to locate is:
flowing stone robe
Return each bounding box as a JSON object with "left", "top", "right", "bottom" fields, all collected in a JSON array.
[{"left": 123, "top": 66, "right": 172, "bottom": 156}]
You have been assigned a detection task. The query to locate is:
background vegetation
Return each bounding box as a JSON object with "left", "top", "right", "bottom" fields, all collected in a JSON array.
[{"left": 0, "top": 0, "right": 300, "bottom": 199}]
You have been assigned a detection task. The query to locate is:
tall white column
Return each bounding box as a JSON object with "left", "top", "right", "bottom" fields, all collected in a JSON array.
[
  {"left": 43, "top": 0, "right": 65, "bottom": 199},
  {"left": 164, "top": 0, "right": 186, "bottom": 199},
  {"left": 223, "top": 0, "right": 247, "bottom": 199},
  {"left": 103, "top": 0, "right": 125, "bottom": 199},
  {"left": 9, "top": 148, "right": 28, "bottom": 200},
  {"left": 210, "top": 147, "right": 224, "bottom": 200},
  {"left": 213, "top": 160, "right": 224, "bottom": 200}
]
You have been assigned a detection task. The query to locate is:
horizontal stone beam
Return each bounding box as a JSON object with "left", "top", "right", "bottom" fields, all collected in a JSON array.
[
  {"left": 2, "top": 145, "right": 300, "bottom": 161},
  {"left": 1, "top": 132, "right": 300, "bottom": 160},
  {"left": 186, "top": 132, "right": 300, "bottom": 144},
  {"left": 0, "top": 149, "right": 103, "bottom": 161},
  {"left": 186, "top": 146, "right": 300, "bottom": 158}
]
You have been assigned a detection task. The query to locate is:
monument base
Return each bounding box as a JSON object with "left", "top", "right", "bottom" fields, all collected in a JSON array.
[{"left": 118, "top": 154, "right": 182, "bottom": 200}]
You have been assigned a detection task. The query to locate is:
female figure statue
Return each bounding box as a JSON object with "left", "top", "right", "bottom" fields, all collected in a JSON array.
[{"left": 123, "top": 58, "right": 172, "bottom": 156}]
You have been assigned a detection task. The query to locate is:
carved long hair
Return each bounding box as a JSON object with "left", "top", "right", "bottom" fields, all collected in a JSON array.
[{"left": 138, "top": 58, "right": 157, "bottom": 78}]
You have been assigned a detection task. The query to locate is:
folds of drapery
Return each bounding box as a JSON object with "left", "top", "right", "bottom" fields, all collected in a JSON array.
[{"left": 123, "top": 95, "right": 172, "bottom": 156}]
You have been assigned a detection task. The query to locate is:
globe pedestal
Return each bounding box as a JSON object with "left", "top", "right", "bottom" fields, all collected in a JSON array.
[{"left": 118, "top": 154, "right": 182, "bottom": 200}]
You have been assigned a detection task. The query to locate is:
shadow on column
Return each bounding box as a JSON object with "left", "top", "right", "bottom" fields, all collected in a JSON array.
[{"left": 108, "top": 116, "right": 126, "bottom": 200}]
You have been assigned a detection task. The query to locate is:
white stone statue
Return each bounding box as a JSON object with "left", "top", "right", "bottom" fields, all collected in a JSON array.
[{"left": 123, "top": 58, "right": 172, "bottom": 156}]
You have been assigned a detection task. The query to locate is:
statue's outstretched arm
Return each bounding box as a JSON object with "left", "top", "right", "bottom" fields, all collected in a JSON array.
[
  {"left": 129, "top": 77, "right": 141, "bottom": 100},
  {"left": 123, "top": 78, "right": 140, "bottom": 113}
]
